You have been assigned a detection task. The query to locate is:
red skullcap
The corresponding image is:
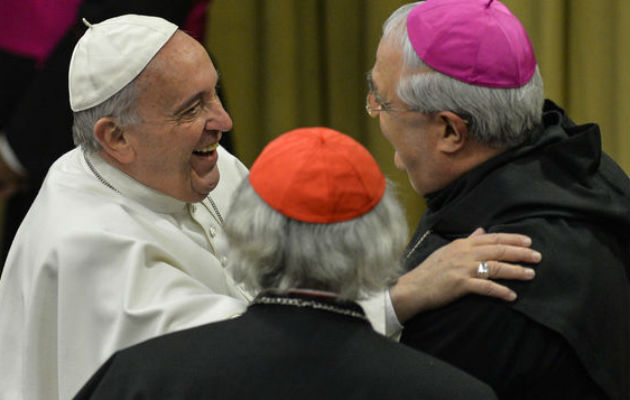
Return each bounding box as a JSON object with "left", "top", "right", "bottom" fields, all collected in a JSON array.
[
  {"left": 407, "top": 0, "right": 536, "bottom": 88},
  {"left": 249, "top": 127, "right": 386, "bottom": 223}
]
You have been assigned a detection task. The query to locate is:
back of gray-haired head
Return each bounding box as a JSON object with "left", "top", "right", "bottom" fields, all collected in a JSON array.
[
  {"left": 223, "top": 179, "right": 408, "bottom": 301},
  {"left": 381, "top": 2, "right": 545, "bottom": 148}
]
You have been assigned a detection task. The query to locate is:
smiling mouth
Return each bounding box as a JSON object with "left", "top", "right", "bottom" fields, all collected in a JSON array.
[{"left": 193, "top": 142, "right": 219, "bottom": 155}]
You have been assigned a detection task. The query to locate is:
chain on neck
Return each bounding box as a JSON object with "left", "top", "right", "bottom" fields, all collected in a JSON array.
[
  {"left": 204, "top": 196, "right": 224, "bottom": 225},
  {"left": 252, "top": 293, "right": 367, "bottom": 321},
  {"left": 86, "top": 152, "right": 225, "bottom": 227},
  {"left": 84, "top": 152, "right": 120, "bottom": 194}
]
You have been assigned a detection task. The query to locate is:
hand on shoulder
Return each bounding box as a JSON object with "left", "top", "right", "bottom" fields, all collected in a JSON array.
[{"left": 390, "top": 228, "right": 540, "bottom": 322}]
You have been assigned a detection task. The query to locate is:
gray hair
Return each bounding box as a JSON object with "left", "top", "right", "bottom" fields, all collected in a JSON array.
[
  {"left": 223, "top": 179, "right": 408, "bottom": 301},
  {"left": 381, "top": 2, "right": 545, "bottom": 148},
  {"left": 71, "top": 80, "right": 142, "bottom": 153}
]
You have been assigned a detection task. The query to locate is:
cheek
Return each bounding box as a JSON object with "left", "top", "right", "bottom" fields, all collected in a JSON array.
[
  {"left": 379, "top": 118, "right": 399, "bottom": 147},
  {"left": 381, "top": 121, "right": 410, "bottom": 152},
  {"left": 138, "top": 134, "right": 190, "bottom": 173},
  {"left": 165, "top": 127, "right": 198, "bottom": 157},
  {"left": 393, "top": 152, "right": 405, "bottom": 170},
  {"left": 397, "top": 146, "right": 417, "bottom": 166},
  {"left": 378, "top": 118, "right": 391, "bottom": 139}
]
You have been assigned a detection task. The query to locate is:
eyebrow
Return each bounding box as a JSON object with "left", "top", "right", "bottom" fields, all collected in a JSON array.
[
  {"left": 172, "top": 73, "right": 222, "bottom": 116},
  {"left": 172, "top": 93, "right": 203, "bottom": 116},
  {"left": 366, "top": 71, "right": 376, "bottom": 92},
  {"left": 366, "top": 71, "right": 387, "bottom": 105}
]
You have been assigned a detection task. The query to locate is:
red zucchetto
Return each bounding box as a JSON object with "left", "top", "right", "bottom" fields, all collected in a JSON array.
[{"left": 249, "top": 127, "right": 386, "bottom": 223}]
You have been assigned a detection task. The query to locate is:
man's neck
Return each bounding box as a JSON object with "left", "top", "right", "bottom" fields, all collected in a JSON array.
[{"left": 433, "top": 143, "right": 507, "bottom": 194}]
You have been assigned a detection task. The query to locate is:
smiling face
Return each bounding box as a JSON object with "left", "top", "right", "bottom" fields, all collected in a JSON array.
[
  {"left": 370, "top": 40, "right": 447, "bottom": 195},
  {"left": 122, "top": 30, "right": 232, "bottom": 203}
]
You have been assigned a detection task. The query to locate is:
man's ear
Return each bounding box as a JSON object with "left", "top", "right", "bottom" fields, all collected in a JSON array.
[
  {"left": 94, "top": 117, "right": 135, "bottom": 164},
  {"left": 436, "top": 111, "right": 468, "bottom": 154}
]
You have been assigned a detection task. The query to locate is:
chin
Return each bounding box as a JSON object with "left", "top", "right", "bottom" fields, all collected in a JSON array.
[
  {"left": 188, "top": 192, "right": 209, "bottom": 203},
  {"left": 194, "top": 181, "right": 220, "bottom": 200},
  {"left": 408, "top": 177, "right": 424, "bottom": 196},
  {"left": 191, "top": 169, "right": 220, "bottom": 198}
]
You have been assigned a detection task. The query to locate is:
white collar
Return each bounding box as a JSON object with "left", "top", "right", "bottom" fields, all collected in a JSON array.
[{"left": 83, "top": 149, "right": 189, "bottom": 214}]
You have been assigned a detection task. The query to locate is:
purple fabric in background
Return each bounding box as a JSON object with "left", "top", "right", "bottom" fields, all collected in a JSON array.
[{"left": 0, "top": 0, "right": 83, "bottom": 65}]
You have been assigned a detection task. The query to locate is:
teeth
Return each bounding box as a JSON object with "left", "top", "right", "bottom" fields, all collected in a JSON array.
[{"left": 194, "top": 142, "right": 219, "bottom": 154}]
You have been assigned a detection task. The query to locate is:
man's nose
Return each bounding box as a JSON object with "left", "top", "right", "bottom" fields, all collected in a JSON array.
[{"left": 204, "top": 101, "right": 233, "bottom": 133}]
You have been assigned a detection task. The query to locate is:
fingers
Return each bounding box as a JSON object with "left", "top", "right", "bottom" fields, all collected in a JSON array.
[
  {"left": 481, "top": 261, "right": 536, "bottom": 281},
  {"left": 475, "top": 244, "right": 542, "bottom": 265},
  {"left": 467, "top": 279, "right": 518, "bottom": 301},
  {"left": 468, "top": 227, "right": 485, "bottom": 237},
  {"left": 394, "top": 229, "right": 541, "bottom": 318},
  {"left": 466, "top": 261, "right": 536, "bottom": 303},
  {"left": 466, "top": 230, "right": 532, "bottom": 247}
]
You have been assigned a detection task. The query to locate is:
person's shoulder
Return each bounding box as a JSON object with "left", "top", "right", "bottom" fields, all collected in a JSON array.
[
  {"left": 212, "top": 145, "right": 249, "bottom": 209},
  {"left": 217, "top": 145, "right": 240, "bottom": 166},
  {"left": 19, "top": 177, "right": 183, "bottom": 260},
  {"left": 80, "top": 321, "right": 497, "bottom": 400},
  {"left": 217, "top": 145, "right": 248, "bottom": 175},
  {"left": 344, "top": 328, "right": 496, "bottom": 399},
  {"left": 87, "top": 318, "right": 236, "bottom": 376}
]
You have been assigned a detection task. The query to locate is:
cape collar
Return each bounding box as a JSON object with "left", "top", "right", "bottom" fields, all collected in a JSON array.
[
  {"left": 419, "top": 101, "right": 614, "bottom": 234},
  {"left": 250, "top": 290, "right": 368, "bottom": 322}
]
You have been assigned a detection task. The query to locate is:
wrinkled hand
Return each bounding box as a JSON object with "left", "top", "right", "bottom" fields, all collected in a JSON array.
[
  {"left": 0, "top": 154, "right": 27, "bottom": 198},
  {"left": 390, "top": 228, "right": 540, "bottom": 323}
]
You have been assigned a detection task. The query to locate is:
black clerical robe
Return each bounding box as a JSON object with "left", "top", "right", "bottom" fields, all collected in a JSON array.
[{"left": 75, "top": 292, "right": 497, "bottom": 399}]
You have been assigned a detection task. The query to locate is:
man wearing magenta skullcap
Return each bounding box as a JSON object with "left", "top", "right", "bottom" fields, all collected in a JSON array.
[
  {"left": 368, "top": 1, "right": 630, "bottom": 398},
  {"left": 0, "top": 13, "right": 540, "bottom": 400},
  {"left": 75, "top": 127, "right": 497, "bottom": 399}
]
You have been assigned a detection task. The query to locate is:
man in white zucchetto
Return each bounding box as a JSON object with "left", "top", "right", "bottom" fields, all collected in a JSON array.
[{"left": 0, "top": 14, "right": 539, "bottom": 400}]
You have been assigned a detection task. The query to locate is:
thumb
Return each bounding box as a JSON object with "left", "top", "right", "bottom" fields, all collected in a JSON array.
[{"left": 468, "top": 227, "right": 486, "bottom": 237}]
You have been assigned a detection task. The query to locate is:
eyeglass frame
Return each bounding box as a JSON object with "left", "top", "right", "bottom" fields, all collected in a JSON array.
[
  {"left": 365, "top": 72, "right": 415, "bottom": 117},
  {"left": 365, "top": 91, "right": 415, "bottom": 117},
  {"left": 364, "top": 72, "right": 470, "bottom": 126},
  {"left": 365, "top": 89, "right": 470, "bottom": 126}
]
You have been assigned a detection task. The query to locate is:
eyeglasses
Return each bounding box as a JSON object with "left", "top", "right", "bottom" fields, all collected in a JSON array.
[
  {"left": 365, "top": 91, "right": 471, "bottom": 127},
  {"left": 365, "top": 91, "right": 412, "bottom": 118}
]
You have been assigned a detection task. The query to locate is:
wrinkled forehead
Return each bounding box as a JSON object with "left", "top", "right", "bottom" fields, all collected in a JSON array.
[
  {"left": 142, "top": 31, "right": 215, "bottom": 79},
  {"left": 370, "top": 41, "right": 404, "bottom": 92},
  {"left": 135, "top": 33, "right": 219, "bottom": 112}
]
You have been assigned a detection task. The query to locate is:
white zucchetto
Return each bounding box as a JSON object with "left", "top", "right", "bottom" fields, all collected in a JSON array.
[{"left": 69, "top": 14, "right": 178, "bottom": 111}]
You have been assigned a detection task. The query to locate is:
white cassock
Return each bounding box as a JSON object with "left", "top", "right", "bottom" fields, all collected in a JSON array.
[
  {"left": 0, "top": 146, "right": 249, "bottom": 399},
  {"left": 0, "top": 146, "right": 394, "bottom": 400}
]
